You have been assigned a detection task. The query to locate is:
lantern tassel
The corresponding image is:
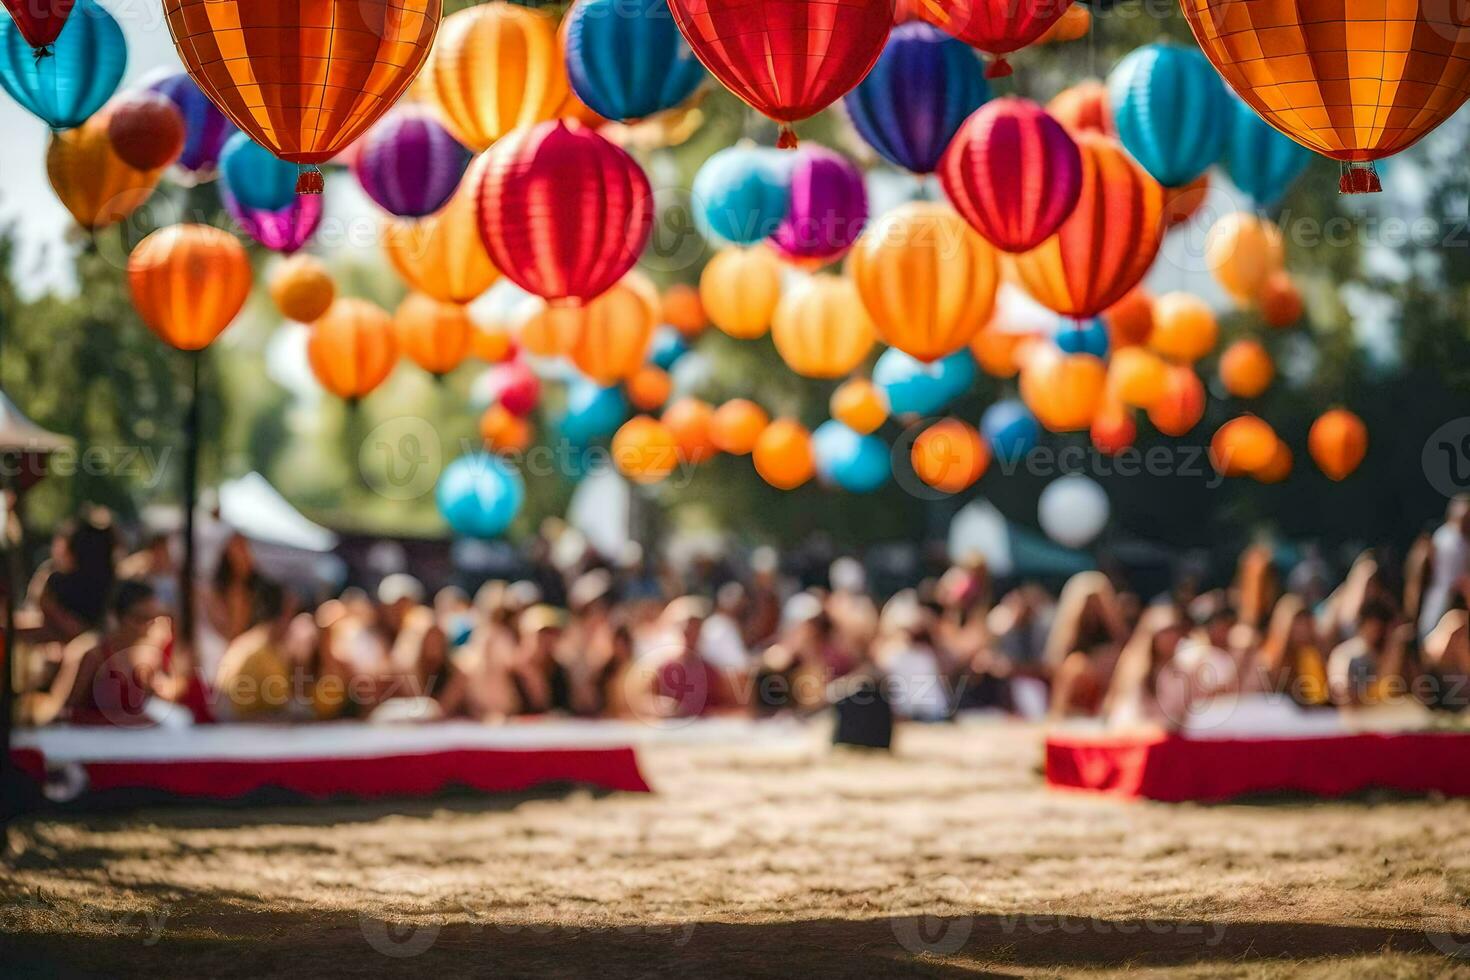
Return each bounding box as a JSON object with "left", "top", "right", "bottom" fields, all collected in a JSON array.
[
  {"left": 1338, "top": 161, "right": 1381, "bottom": 195},
  {"left": 776, "top": 125, "right": 798, "bottom": 150},
  {"left": 296, "top": 164, "right": 325, "bottom": 196},
  {"left": 985, "top": 57, "right": 1013, "bottom": 79}
]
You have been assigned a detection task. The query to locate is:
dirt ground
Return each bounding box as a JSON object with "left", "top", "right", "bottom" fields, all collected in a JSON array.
[{"left": 4, "top": 720, "right": 1470, "bottom": 978}]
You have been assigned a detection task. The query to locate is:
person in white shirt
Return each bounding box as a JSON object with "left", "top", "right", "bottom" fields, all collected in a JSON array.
[{"left": 1419, "top": 496, "right": 1470, "bottom": 640}]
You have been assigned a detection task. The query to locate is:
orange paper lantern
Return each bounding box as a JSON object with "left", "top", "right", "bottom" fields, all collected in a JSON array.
[
  {"left": 382, "top": 159, "right": 501, "bottom": 304},
  {"left": 48, "top": 109, "right": 162, "bottom": 231},
  {"left": 709, "top": 399, "right": 770, "bottom": 456},
  {"left": 308, "top": 299, "right": 399, "bottom": 400},
  {"left": 753, "top": 419, "right": 815, "bottom": 490},
  {"left": 128, "top": 224, "right": 251, "bottom": 351},
  {"left": 569, "top": 273, "right": 659, "bottom": 384},
  {"left": 662, "top": 284, "right": 707, "bottom": 337},
  {"left": 1260, "top": 271, "right": 1304, "bottom": 329},
  {"left": 1149, "top": 293, "right": 1218, "bottom": 364},
  {"left": 1206, "top": 212, "right": 1285, "bottom": 304},
  {"left": 471, "top": 321, "right": 515, "bottom": 363},
  {"left": 394, "top": 293, "right": 473, "bottom": 376},
  {"left": 1020, "top": 347, "right": 1106, "bottom": 433},
  {"left": 771, "top": 275, "right": 876, "bottom": 379},
  {"left": 831, "top": 378, "right": 889, "bottom": 435},
  {"left": 701, "top": 245, "right": 782, "bottom": 340},
  {"left": 612, "top": 415, "right": 680, "bottom": 484},
  {"left": 1146, "top": 366, "right": 1206, "bottom": 436},
  {"left": 480, "top": 403, "right": 533, "bottom": 453},
  {"left": 911, "top": 418, "right": 989, "bottom": 493},
  {"left": 1103, "top": 288, "right": 1155, "bottom": 348},
  {"left": 626, "top": 365, "right": 673, "bottom": 411},
  {"left": 1218, "top": 339, "right": 1274, "bottom": 399},
  {"left": 662, "top": 397, "right": 719, "bottom": 464},
  {"left": 1107, "top": 346, "right": 1169, "bottom": 410},
  {"left": 1211, "top": 415, "right": 1279, "bottom": 476},
  {"left": 1090, "top": 401, "right": 1137, "bottom": 455},
  {"left": 1309, "top": 408, "right": 1368, "bottom": 481},
  {"left": 269, "top": 255, "right": 336, "bottom": 324}
]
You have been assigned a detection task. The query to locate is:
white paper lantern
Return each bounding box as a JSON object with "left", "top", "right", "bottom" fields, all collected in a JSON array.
[{"left": 1038, "top": 475, "right": 1109, "bottom": 548}]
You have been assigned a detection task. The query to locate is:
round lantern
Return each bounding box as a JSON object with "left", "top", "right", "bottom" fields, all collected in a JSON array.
[
  {"left": 560, "top": 379, "right": 631, "bottom": 445},
  {"left": 1218, "top": 339, "right": 1274, "bottom": 399},
  {"left": 844, "top": 23, "right": 991, "bottom": 175},
  {"left": 1038, "top": 475, "right": 1109, "bottom": 548},
  {"left": 939, "top": 97, "right": 1083, "bottom": 254},
  {"left": 666, "top": 0, "right": 892, "bottom": 147},
  {"left": 911, "top": 418, "right": 988, "bottom": 493},
  {"left": 221, "top": 185, "right": 322, "bottom": 255},
  {"left": 813, "top": 421, "right": 890, "bottom": 494},
  {"left": 47, "top": 111, "right": 162, "bottom": 231},
  {"left": 981, "top": 399, "right": 1040, "bottom": 461},
  {"left": 383, "top": 160, "right": 500, "bottom": 304},
  {"left": 147, "top": 71, "right": 234, "bottom": 182},
  {"left": 107, "top": 92, "right": 186, "bottom": 172},
  {"left": 662, "top": 285, "right": 706, "bottom": 337},
  {"left": 914, "top": 0, "right": 1074, "bottom": 78},
  {"left": 1164, "top": 173, "right": 1211, "bottom": 229},
  {"left": 1255, "top": 439, "right": 1293, "bottom": 484},
  {"left": 626, "top": 365, "right": 673, "bottom": 412},
  {"left": 436, "top": 453, "right": 525, "bottom": 538},
  {"left": 1260, "top": 272, "right": 1304, "bottom": 329},
  {"left": 849, "top": 201, "right": 1000, "bottom": 363},
  {"left": 770, "top": 276, "right": 876, "bottom": 379},
  {"left": 710, "top": 399, "right": 769, "bottom": 456},
  {"left": 700, "top": 245, "right": 782, "bottom": 339},
  {"left": 662, "top": 397, "right": 719, "bottom": 464},
  {"left": 0, "top": 0, "right": 123, "bottom": 130},
  {"left": 486, "top": 359, "right": 541, "bottom": 417},
  {"left": 1091, "top": 401, "right": 1137, "bottom": 454},
  {"left": 1047, "top": 80, "right": 1113, "bottom": 136},
  {"left": 969, "top": 327, "right": 1031, "bottom": 379},
  {"left": 1145, "top": 366, "right": 1206, "bottom": 436},
  {"left": 1206, "top": 212, "right": 1285, "bottom": 306},
  {"left": 1107, "top": 43, "right": 1229, "bottom": 187},
  {"left": 564, "top": 0, "right": 706, "bottom": 123},
  {"left": 1222, "top": 91, "right": 1313, "bottom": 209},
  {"left": 480, "top": 404, "right": 534, "bottom": 454},
  {"left": 1054, "top": 318, "right": 1109, "bottom": 359},
  {"left": 1019, "top": 347, "right": 1106, "bottom": 433},
  {"left": 874, "top": 348, "right": 967, "bottom": 416},
  {"left": 1107, "top": 346, "right": 1168, "bottom": 409},
  {"left": 831, "top": 378, "right": 888, "bottom": 435},
  {"left": 475, "top": 120, "right": 653, "bottom": 304},
  {"left": 1103, "top": 288, "right": 1154, "bottom": 348},
  {"left": 569, "top": 273, "right": 660, "bottom": 384},
  {"left": 770, "top": 146, "right": 868, "bottom": 266},
  {"left": 1149, "top": 293, "right": 1218, "bottom": 364},
  {"left": 395, "top": 293, "right": 474, "bottom": 376},
  {"left": 1309, "top": 409, "right": 1368, "bottom": 481},
  {"left": 220, "top": 132, "right": 299, "bottom": 213},
  {"left": 352, "top": 109, "right": 472, "bottom": 218},
  {"left": 308, "top": 299, "right": 399, "bottom": 400},
  {"left": 128, "top": 225, "right": 251, "bottom": 351},
  {"left": 1, "top": 0, "right": 76, "bottom": 55},
  {"left": 164, "top": 0, "right": 439, "bottom": 193},
  {"left": 650, "top": 327, "right": 690, "bottom": 371},
  {"left": 1210, "top": 415, "right": 1279, "bottom": 476},
  {"left": 269, "top": 255, "right": 336, "bottom": 324},
  {"left": 693, "top": 146, "right": 793, "bottom": 245},
  {"left": 1012, "top": 134, "right": 1164, "bottom": 318},
  {"left": 753, "top": 419, "right": 816, "bottom": 490},
  {"left": 470, "top": 321, "right": 514, "bottom": 364},
  {"left": 612, "top": 415, "right": 680, "bottom": 484}
]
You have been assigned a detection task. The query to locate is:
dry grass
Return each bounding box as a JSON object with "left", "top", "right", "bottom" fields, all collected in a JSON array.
[{"left": 4, "top": 720, "right": 1470, "bottom": 977}]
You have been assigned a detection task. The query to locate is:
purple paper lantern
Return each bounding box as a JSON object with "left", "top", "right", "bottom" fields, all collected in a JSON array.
[
  {"left": 146, "top": 71, "right": 236, "bottom": 182},
  {"left": 351, "top": 108, "right": 472, "bottom": 218},
  {"left": 769, "top": 146, "right": 868, "bottom": 265},
  {"left": 222, "top": 186, "right": 323, "bottom": 254}
]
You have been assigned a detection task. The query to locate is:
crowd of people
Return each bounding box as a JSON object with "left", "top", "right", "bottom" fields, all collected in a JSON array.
[{"left": 12, "top": 498, "right": 1470, "bottom": 732}]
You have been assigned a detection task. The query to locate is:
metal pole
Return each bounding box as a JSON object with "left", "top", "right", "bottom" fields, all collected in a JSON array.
[
  {"left": 180, "top": 351, "right": 201, "bottom": 660},
  {"left": 0, "top": 449, "right": 16, "bottom": 857}
]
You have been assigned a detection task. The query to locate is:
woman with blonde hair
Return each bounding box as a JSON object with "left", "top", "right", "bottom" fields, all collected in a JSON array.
[
  {"left": 1250, "top": 594, "right": 1329, "bottom": 706},
  {"left": 1102, "top": 604, "right": 1191, "bottom": 729},
  {"left": 1045, "top": 572, "right": 1130, "bottom": 718}
]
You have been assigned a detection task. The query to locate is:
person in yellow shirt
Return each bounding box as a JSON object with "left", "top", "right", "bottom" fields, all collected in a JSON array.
[{"left": 1254, "top": 595, "right": 1330, "bottom": 707}]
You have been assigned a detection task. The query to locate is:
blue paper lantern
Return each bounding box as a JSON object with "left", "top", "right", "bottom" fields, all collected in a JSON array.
[
  {"left": 563, "top": 0, "right": 706, "bottom": 123},
  {"left": 220, "top": 132, "right": 298, "bottom": 213},
  {"left": 650, "top": 326, "right": 689, "bottom": 370},
  {"left": 693, "top": 145, "right": 793, "bottom": 245},
  {"left": 981, "top": 399, "right": 1040, "bottom": 463},
  {"left": 875, "top": 348, "right": 966, "bottom": 416},
  {"left": 813, "top": 420, "right": 890, "bottom": 494},
  {"left": 436, "top": 453, "right": 525, "bottom": 539},
  {"left": 0, "top": 0, "right": 125, "bottom": 130},
  {"left": 1221, "top": 93, "right": 1313, "bottom": 209},
  {"left": 1108, "top": 43, "right": 1228, "bottom": 188},
  {"left": 559, "top": 378, "right": 629, "bottom": 445},
  {"left": 1054, "top": 318, "right": 1109, "bottom": 359},
  {"left": 844, "top": 23, "right": 990, "bottom": 175}
]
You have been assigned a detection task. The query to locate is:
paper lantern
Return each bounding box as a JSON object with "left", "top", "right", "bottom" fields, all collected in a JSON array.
[
  {"left": 352, "top": 109, "right": 472, "bottom": 218},
  {"left": 1180, "top": 0, "right": 1470, "bottom": 192},
  {"left": 1163, "top": 173, "right": 1210, "bottom": 229},
  {"left": 1107, "top": 346, "right": 1168, "bottom": 409},
  {"left": 1, "top": 0, "right": 75, "bottom": 54},
  {"left": 1255, "top": 439, "right": 1293, "bottom": 484},
  {"left": 813, "top": 421, "right": 890, "bottom": 493},
  {"left": 220, "top": 132, "right": 298, "bottom": 213},
  {"left": 662, "top": 285, "right": 706, "bottom": 337},
  {"left": 1207, "top": 213, "right": 1285, "bottom": 306},
  {"left": 569, "top": 273, "right": 659, "bottom": 384},
  {"left": 1038, "top": 475, "right": 1109, "bottom": 548},
  {"left": 395, "top": 293, "right": 474, "bottom": 376},
  {"left": 1047, "top": 80, "right": 1113, "bottom": 137},
  {"left": 1222, "top": 91, "right": 1313, "bottom": 209},
  {"left": 383, "top": 158, "right": 500, "bottom": 304},
  {"left": 475, "top": 120, "right": 653, "bottom": 305},
  {"left": 486, "top": 359, "right": 541, "bottom": 417},
  {"left": 916, "top": 0, "right": 1074, "bottom": 78},
  {"left": 480, "top": 404, "right": 533, "bottom": 454},
  {"left": 710, "top": 399, "right": 769, "bottom": 456},
  {"left": 1107, "top": 43, "right": 1229, "bottom": 187},
  {"left": 1019, "top": 347, "right": 1106, "bottom": 433},
  {"left": 1149, "top": 293, "right": 1218, "bottom": 364},
  {"left": 308, "top": 299, "right": 399, "bottom": 400},
  {"left": 662, "top": 397, "right": 719, "bottom": 464},
  {"left": 753, "top": 419, "right": 815, "bottom": 490},
  {"left": 128, "top": 225, "right": 251, "bottom": 351},
  {"left": 850, "top": 201, "right": 999, "bottom": 363},
  {"left": 437, "top": 454, "right": 524, "bottom": 538},
  {"left": 107, "top": 92, "right": 185, "bottom": 172},
  {"left": 1260, "top": 272, "right": 1303, "bottom": 329},
  {"left": 561, "top": 379, "right": 630, "bottom": 445},
  {"left": 147, "top": 72, "right": 234, "bottom": 182},
  {"left": 874, "top": 348, "right": 972, "bottom": 416},
  {"left": 1219, "top": 339, "right": 1274, "bottom": 399},
  {"left": 1054, "top": 318, "right": 1109, "bottom": 359},
  {"left": 701, "top": 245, "right": 782, "bottom": 339},
  {"left": 0, "top": 0, "right": 122, "bottom": 129},
  {"left": 564, "top": 0, "right": 705, "bottom": 123},
  {"left": 981, "top": 399, "right": 1039, "bottom": 461},
  {"left": 1012, "top": 134, "right": 1164, "bottom": 318},
  {"left": 650, "top": 327, "right": 690, "bottom": 370},
  {"left": 831, "top": 378, "right": 888, "bottom": 435},
  {"left": 626, "top": 365, "right": 672, "bottom": 412},
  {"left": 1211, "top": 415, "right": 1280, "bottom": 476},
  {"left": 1309, "top": 409, "right": 1367, "bottom": 481},
  {"left": 844, "top": 22, "right": 991, "bottom": 175},
  {"left": 221, "top": 185, "right": 322, "bottom": 255},
  {"left": 46, "top": 110, "right": 162, "bottom": 231},
  {"left": 164, "top": 0, "right": 440, "bottom": 192},
  {"left": 771, "top": 276, "right": 876, "bottom": 379},
  {"left": 612, "top": 415, "right": 680, "bottom": 484},
  {"left": 693, "top": 146, "right": 793, "bottom": 245},
  {"left": 667, "top": 0, "right": 892, "bottom": 147},
  {"left": 939, "top": 97, "right": 1082, "bottom": 254},
  {"left": 1090, "top": 401, "right": 1136, "bottom": 454},
  {"left": 1038, "top": 4, "right": 1090, "bottom": 44},
  {"left": 912, "top": 418, "right": 988, "bottom": 493},
  {"left": 969, "top": 328, "right": 1029, "bottom": 378},
  {"left": 1102, "top": 289, "right": 1154, "bottom": 348},
  {"left": 770, "top": 146, "right": 868, "bottom": 266},
  {"left": 471, "top": 321, "right": 515, "bottom": 364},
  {"left": 269, "top": 255, "right": 336, "bottom": 324},
  {"left": 1145, "top": 366, "right": 1206, "bottom": 436}
]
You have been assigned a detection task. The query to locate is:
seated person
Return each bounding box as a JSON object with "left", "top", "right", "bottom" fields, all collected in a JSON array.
[
  {"left": 1102, "top": 605, "right": 1191, "bottom": 729},
  {"left": 214, "top": 582, "right": 301, "bottom": 721},
  {"left": 1249, "top": 594, "right": 1329, "bottom": 706},
  {"left": 1327, "top": 599, "right": 1410, "bottom": 706}
]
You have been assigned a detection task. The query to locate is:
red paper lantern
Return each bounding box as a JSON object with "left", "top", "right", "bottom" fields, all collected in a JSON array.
[
  {"left": 913, "top": 0, "right": 1074, "bottom": 77},
  {"left": 3, "top": 0, "right": 75, "bottom": 54},
  {"left": 475, "top": 120, "right": 652, "bottom": 306},
  {"left": 667, "top": 0, "right": 893, "bottom": 148}
]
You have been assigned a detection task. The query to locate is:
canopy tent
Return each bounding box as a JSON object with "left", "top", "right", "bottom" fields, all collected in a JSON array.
[{"left": 948, "top": 500, "right": 1093, "bottom": 580}]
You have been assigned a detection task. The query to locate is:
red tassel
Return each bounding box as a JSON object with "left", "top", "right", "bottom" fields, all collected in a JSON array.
[
  {"left": 985, "top": 58, "right": 1013, "bottom": 79},
  {"left": 776, "top": 125, "right": 798, "bottom": 150},
  {"left": 1338, "top": 161, "right": 1381, "bottom": 195},
  {"left": 296, "top": 165, "right": 324, "bottom": 196}
]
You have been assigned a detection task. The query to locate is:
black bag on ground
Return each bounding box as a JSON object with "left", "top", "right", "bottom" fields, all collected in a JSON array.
[{"left": 830, "top": 673, "right": 892, "bottom": 750}]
